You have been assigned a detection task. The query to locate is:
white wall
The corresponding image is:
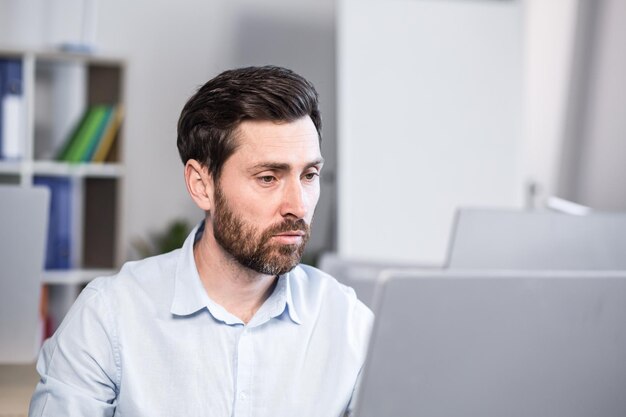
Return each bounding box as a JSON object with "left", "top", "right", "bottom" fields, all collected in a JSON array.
[
  {"left": 336, "top": 0, "right": 621, "bottom": 264},
  {"left": 521, "top": 0, "right": 626, "bottom": 211},
  {"left": 0, "top": 0, "right": 337, "bottom": 261},
  {"left": 522, "top": 0, "right": 579, "bottom": 205},
  {"left": 567, "top": 0, "right": 626, "bottom": 210},
  {"left": 338, "top": 0, "right": 525, "bottom": 264}
]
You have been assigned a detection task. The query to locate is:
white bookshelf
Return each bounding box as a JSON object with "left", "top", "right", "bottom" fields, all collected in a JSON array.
[
  {"left": 42, "top": 268, "right": 116, "bottom": 285},
  {"left": 0, "top": 48, "right": 126, "bottom": 332},
  {"left": 0, "top": 160, "right": 124, "bottom": 178}
]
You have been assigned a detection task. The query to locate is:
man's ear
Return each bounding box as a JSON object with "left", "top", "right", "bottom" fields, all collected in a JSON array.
[{"left": 184, "top": 159, "right": 214, "bottom": 211}]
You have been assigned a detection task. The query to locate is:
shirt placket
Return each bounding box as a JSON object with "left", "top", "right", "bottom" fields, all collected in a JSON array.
[{"left": 233, "top": 326, "right": 254, "bottom": 417}]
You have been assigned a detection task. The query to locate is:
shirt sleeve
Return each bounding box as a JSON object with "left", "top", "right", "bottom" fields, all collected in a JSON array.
[
  {"left": 344, "top": 299, "right": 375, "bottom": 417},
  {"left": 29, "top": 285, "right": 120, "bottom": 417},
  {"left": 343, "top": 362, "right": 365, "bottom": 417}
]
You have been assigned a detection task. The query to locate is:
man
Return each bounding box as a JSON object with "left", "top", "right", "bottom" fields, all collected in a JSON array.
[{"left": 29, "top": 66, "right": 373, "bottom": 416}]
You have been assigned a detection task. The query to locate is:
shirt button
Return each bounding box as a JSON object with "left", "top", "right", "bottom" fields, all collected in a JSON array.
[{"left": 239, "top": 391, "right": 247, "bottom": 401}]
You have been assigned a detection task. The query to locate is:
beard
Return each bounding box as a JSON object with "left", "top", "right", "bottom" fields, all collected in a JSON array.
[{"left": 211, "top": 183, "right": 311, "bottom": 276}]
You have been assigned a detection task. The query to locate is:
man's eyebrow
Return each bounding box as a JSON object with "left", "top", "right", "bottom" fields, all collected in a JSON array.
[
  {"left": 306, "top": 158, "right": 325, "bottom": 169},
  {"left": 249, "top": 158, "right": 325, "bottom": 172}
]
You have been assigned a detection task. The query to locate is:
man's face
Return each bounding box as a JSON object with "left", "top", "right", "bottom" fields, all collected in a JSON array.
[{"left": 210, "top": 116, "right": 323, "bottom": 275}]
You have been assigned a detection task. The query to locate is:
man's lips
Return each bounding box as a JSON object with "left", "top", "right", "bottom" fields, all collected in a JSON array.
[
  {"left": 272, "top": 231, "right": 305, "bottom": 244},
  {"left": 274, "top": 231, "right": 305, "bottom": 237}
]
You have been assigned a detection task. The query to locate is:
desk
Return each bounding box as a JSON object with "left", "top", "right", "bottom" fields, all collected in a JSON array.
[{"left": 0, "top": 364, "right": 38, "bottom": 416}]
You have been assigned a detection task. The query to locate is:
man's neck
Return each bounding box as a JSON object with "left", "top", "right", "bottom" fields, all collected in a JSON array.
[{"left": 193, "top": 227, "right": 277, "bottom": 324}]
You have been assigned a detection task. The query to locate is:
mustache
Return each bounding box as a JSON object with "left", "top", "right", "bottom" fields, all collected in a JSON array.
[{"left": 266, "top": 218, "right": 309, "bottom": 235}]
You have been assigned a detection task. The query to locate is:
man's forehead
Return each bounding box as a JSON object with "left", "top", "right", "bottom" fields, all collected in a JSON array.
[
  {"left": 234, "top": 118, "right": 321, "bottom": 153},
  {"left": 237, "top": 117, "right": 317, "bottom": 136}
]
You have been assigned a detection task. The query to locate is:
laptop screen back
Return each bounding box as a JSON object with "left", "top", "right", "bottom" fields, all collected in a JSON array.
[
  {"left": 357, "top": 270, "right": 626, "bottom": 417},
  {"left": 0, "top": 185, "right": 49, "bottom": 363},
  {"left": 446, "top": 209, "right": 626, "bottom": 270}
]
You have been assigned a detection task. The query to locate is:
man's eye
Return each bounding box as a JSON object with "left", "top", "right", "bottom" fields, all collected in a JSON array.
[
  {"left": 304, "top": 172, "right": 319, "bottom": 181},
  {"left": 259, "top": 176, "right": 276, "bottom": 184}
]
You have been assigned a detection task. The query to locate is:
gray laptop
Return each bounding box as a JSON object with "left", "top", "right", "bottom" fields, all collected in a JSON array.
[
  {"left": 0, "top": 185, "right": 49, "bottom": 363},
  {"left": 446, "top": 209, "right": 626, "bottom": 270},
  {"left": 356, "top": 269, "right": 626, "bottom": 417}
]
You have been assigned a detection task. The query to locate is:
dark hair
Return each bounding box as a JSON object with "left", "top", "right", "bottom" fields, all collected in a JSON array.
[{"left": 177, "top": 65, "right": 322, "bottom": 180}]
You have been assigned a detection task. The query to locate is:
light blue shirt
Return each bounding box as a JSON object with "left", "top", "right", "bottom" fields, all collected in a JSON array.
[{"left": 29, "top": 225, "right": 373, "bottom": 417}]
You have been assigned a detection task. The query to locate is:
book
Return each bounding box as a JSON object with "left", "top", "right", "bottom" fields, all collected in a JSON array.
[
  {"left": 33, "top": 176, "right": 73, "bottom": 269},
  {"left": 83, "top": 106, "right": 114, "bottom": 161},
  {"left": 56, "top": 109, "right": 91, "bottom": 161},
  {"left": 64, "top": 105, "right": 109, "bottom": 163},
  {"left": 1, "top": 94, "right": 24, "bottom": 159},
  {"left": 92, "top": 105, "right": 124, "bottom": 163},
  {"left": 0, "top": 61, "right": 4, "bottom": 156},
  {"left": 0, "top": 59, "right": 24, "bottom": 160}
]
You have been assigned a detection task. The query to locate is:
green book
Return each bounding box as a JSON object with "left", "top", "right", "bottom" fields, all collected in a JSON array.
[
  {"left": 83, "top": 106, "right": 113, "bottom": 162},
  {"left": 65, "top": 105, "right": 108, "bottom": 163},
  {"left": 92, "top": 105, "right": 124, "bottom": 163},
  {"left": 56, "top": 109, "right": 91, "bottom": 161}
]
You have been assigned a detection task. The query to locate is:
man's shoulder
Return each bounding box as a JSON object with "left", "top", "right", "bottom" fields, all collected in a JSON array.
[
  {"left": 87, "top": 248, "right": 181, "bottom": 298},
  {"left": 291, "top": 263, "right": 352, "bottom": 294},
  {"left": 290, "top": 264, "right": 373, "bottom": 318}
]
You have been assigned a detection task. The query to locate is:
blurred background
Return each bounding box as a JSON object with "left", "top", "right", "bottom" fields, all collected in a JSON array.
[{"left": 1, "top": 0, "right": 624, "bottom": 266}]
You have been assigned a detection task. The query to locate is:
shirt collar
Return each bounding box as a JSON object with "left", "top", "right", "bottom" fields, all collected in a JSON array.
[
  {"left": 170, "top": 221, "right": 302, "bottom": 326},
  {"left": 170, "top": 222, "right": 213, "bottom": 316},
  {"left": 283, "top": 272, "right": 302, "bottom": 324},
  {"left": 248, "top": 272, "right": 302, "bottom": 327}
]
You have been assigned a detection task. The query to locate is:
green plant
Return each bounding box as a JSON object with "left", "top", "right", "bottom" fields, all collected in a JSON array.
[{"left": 133, "top": 219, "right": 193, "bottom": 258}]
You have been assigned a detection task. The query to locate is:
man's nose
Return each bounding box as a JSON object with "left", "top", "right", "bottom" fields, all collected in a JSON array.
[{"left": 280, "top": 179, "right": 307, "bottom": 219}]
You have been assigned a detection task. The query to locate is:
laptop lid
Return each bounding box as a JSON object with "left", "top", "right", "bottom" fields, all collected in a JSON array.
[
  {"left": 356, "top": 269, "right": 626, "bottom": 417},
  {"left": 446, "top": 209, "right": 626, "bottom": 270},
  {"left": 0, "top": 185, "right": 49, "bottom": 363}
]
